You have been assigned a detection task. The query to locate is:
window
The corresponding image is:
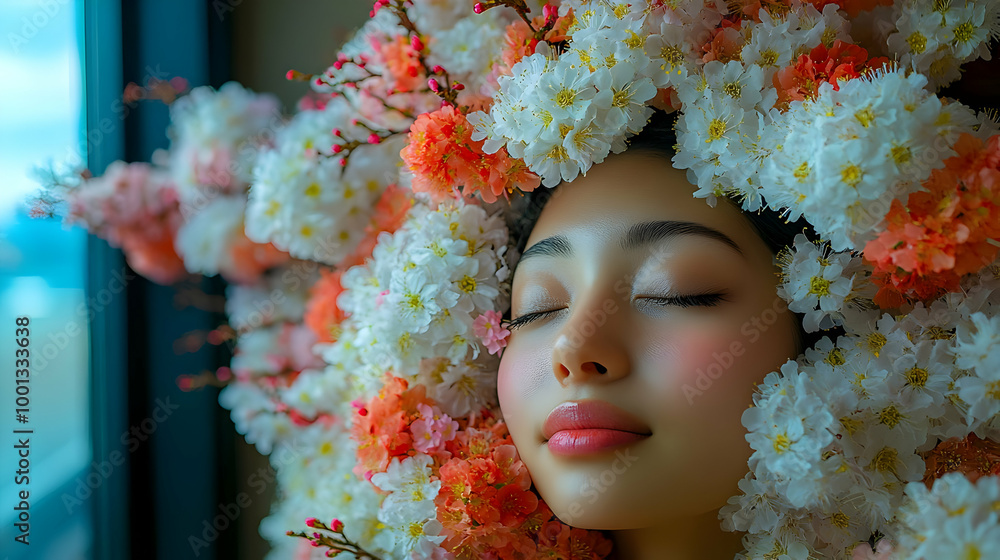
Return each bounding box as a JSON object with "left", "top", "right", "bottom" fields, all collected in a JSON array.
[{"left": 0, "top": 0, "right": 93, "bottom": 558}]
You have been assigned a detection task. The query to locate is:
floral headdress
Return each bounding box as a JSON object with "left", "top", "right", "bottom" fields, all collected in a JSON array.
[{"left": 37, "top": 0, "right": 1000, "bottom": 558}]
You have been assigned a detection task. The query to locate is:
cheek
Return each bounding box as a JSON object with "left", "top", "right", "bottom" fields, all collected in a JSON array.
[
  {"left": 497, "top": 339, "right": 550, "bottom": 428},
  {"left": 642, "top": 325, "right": 743, "bottom": 399}
]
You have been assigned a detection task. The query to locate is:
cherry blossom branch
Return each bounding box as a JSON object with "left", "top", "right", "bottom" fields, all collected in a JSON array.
[{"left": 288, "top": 518, "right": 383, "bottom": 559}]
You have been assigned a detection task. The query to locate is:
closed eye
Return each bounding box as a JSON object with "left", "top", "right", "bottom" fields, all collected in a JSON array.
[
  {"left": 507, "top": 293, "right": 725, "bottom": 330},
  {"left": 635, "top": 293, "right": 728, "bottom": 308},
  {"left": 506, "top": 308, "right": 566, "bottom": 331}
]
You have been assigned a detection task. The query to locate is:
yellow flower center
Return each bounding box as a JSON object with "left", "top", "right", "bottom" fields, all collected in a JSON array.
[
  {"left": 866, "top": 332, "right": 887, "bottom": 357},
  {"left": 793, "top": 161, "right": 811, "bottom": 182},
  {"left": 879, "top": 405, "right": 901, "bottom": 428},
  {"left": 841, "top": 163, "right": 863, "bottom": 187},
  {"left": 824, "top": 348, "right": 845, "bottom": 366},
  {"left": 660, "top": 45, "right": 685, "bottom": 72},
  {"left": 624, "top": 30, "right": 644, "bottom": 50},
  {"left": 906, "top": 31, "right": 927, "bottom": 54},
  {"left": 707, "top": 118, "right": 727, "bottom": 142},
  {"left": 871, "top": 446, "right": 898, "bottom": 474},
  {"left": 612, "top": 88, "right": 631, "bottom": 108},
  {"left": 891, "top": 145, "right": 912, "bottom": 165},
  {"left": 759, "top": 49, "right": 779, "bottom": 67},
  {"left": 723, "top": 81, "right": 742, "bottom": 99},
  {"left": 904, "top": 367, "right": 928, "bottom": 388},
  {"left": 809, "top": 276, "right": 832, "bottom": 296},
  {"left": 854, "top": 107, "right": 875, "bottom": 128},
  {"left": 953, "top": 22, "right": 975, "bottom": 44},
  {"left": 773, "top": 432, "right": 791, "bottom": 454},
  {"left": 555, "top": 88, "right": 577, "bottom": 108},
  {"left": 986, "top": 380, "right": 1000, "bottom": 400},
  {"left": 459, "top": 275, "right": 477, "bottom": 293}
]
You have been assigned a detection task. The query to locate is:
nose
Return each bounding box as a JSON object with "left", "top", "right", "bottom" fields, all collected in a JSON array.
[{"left": 551, "top": 299, "right": 630, "bottom": 386}]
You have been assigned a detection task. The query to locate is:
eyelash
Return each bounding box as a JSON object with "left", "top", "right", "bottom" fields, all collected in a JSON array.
[{"left": 506, "top": 293, "right": 727, "bottom": 331}]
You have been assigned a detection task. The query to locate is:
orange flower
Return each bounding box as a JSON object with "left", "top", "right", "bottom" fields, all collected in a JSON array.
[
  {"left": 401, "top": 105, "right": 539, "bottom": 203},
  {"left": 921, "top": 432, "right": 1000, "bottom": 487},
  {"left": 303, "top": 269, "right": 347, "bottom": 344},
  {"left": 864, "top": 133, "right": 1000, "bottom": 307},
  {"left": 119, "top": 225, "right": 188, "bottom": 284},
  {"left": 351, "top": 375, "right": 433, "bottom": 478},
  {"left": 342, "top": 183, "right": 413, "bottom": 268},
  {"left": 701, "top": 22, "right": 743, "bottom": 64},
  {"left": 495, "top": 8, "right": 573, "bottom": 78},
  {"left": 773, "top": 40, "right": 886, "bottom": 109},
  {"left": 225, "top": 236, "right": 289, "bottom": 284},
  {"left": 378, "top": 35, "right": 424, "bottom": 93}
]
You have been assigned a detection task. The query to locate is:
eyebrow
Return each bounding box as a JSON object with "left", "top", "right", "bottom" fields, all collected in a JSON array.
[
  {"left": 620, "top": 220, "right": 743, "bottom": 256},
  {"left": 517, "top": 219, "right": 743, "bottom": 266}
]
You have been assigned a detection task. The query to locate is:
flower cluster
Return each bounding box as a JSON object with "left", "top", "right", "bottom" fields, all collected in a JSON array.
[
  {"left": 722, "top": 263, "right": 1000, "bottom": 557},
  {"left": 758, "top": 68, "right": 978, "bottom": 251},
  {"left": 63, "top": 161, "right": 187, "bottom": 284},
  {"left": 894, "top": 472, "right": 1000, "bottom": 557},
  {"left": 331, "top": 200, "right": 508, "bottom": 392},
  {"left": 776, "top": 234, "right": 872, "bottom": 332},
  {"left": 174, "top": 194, "right": 289, "bottom": 283},
  {"left": 168, "top": 81, "right": 281, "bottom": 201},
  {"left": 339, "top": 380, "right": 614, "bottom": 559},
  {"left": 883, "top": 0, "right": 1000, "bottom": 90},
  {"left": 246, "top": 98, "right": 405, "bottom": 266},
  {"left": 401, "top": 105, "right": 540, "bottom": 203},
  {"left": 472, "top": 1, "right": 659, "bottom": 187},
  {"left": 863, "top": 132, "right": 1000, "bottom": 307}
]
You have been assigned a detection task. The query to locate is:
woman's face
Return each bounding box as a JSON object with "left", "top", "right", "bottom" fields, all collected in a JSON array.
[{"left": 497, "top": 153, "right": 800, "bottom": 530}]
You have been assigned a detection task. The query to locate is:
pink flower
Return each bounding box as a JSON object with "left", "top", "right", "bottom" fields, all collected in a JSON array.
[
  {"left": 473, "top": 310, "right": 510, "bottom": 355},
  {"left": 411, "top": 403, "right": 458, "bottom": 453}
]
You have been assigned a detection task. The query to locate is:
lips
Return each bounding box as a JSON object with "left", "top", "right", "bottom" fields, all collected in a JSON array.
[{"left": 543, "top": 400, "right": 651, "bottom": 456}]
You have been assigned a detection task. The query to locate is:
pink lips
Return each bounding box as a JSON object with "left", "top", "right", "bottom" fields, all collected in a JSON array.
[{"left": 543, "top": 400, "right": 651, "bottom": 456}]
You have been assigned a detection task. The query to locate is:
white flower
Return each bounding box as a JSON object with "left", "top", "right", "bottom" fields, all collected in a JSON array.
[
  {"left": 427, "top": 11, "right": 505, "bottom": 89},
  {"left": 371, "top": 455, "right": 441, "bottom": 525},
  {"left": 246, "top": 99, "right": 401, "bottom": 265},
  {"left": 644, "top": 18, "right": 699, "bottom": 90},
  {"left": 174, "top": 194, "right": 251, "bottom": 278},
  {"left": 720, "top": 473, "right": 784, "bottom": 534},
  {"left": 743, "top": 361, "right": 837, "bottom": 482},
  {"left": 777, "top": 234, "right": 858, "bottom": 332},
  {"left": 758, "top": 68, "right": 976, "bottom": 250},
  {"left": 886, "top": 0, "right": 1000, "bottom": 89},
  {"left": 429, "top": 360, "right": 499, "bottom": 418},
  {"left": 955, "top": 312, "right": 1000, "bottom": 378},
  {"left": 168, "top": 82, "right": 280, "bottom": 201},
  {"left": 896, "top": 472, "right": 1000, "bottom": 558},
  {"left": 702, "top": 60, "right": 765, "bottom": 113}
]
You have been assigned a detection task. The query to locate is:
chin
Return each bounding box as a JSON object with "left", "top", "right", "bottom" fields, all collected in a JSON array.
[{"left": 523, "top": 444, "right": 672, "bottom": 531}]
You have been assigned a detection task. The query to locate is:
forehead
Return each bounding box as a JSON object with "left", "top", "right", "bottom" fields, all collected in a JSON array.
[{"left": 524, "top": 153, "right": 760, "bottom": 252}]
